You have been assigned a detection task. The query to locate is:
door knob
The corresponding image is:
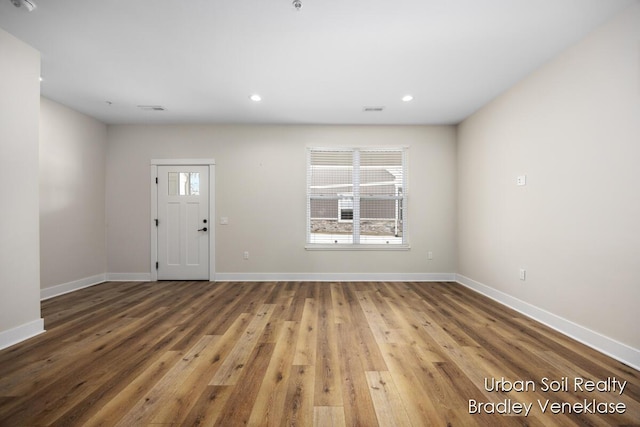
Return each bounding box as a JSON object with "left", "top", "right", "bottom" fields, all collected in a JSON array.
[{"left": 198, "top": 227, "right": 208, "bottom": 232}]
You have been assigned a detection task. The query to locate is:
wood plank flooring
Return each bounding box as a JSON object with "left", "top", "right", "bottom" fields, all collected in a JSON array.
[{"left": 0, "top": 281, "right": 638, "bottom": 426}]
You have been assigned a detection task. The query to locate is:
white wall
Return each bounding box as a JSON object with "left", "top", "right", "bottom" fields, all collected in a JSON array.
[
  {"left": 106, "top": 125, "right": 457, "bottom": 279},
  {"left": 40, "top": 97, "right": 107, "bottom": 292},
  {"left": 0, "top": 28, "right": 43, "bottom": 347},
  {"left": 458, "top": 3, "right": 640, "bottom": 351}
]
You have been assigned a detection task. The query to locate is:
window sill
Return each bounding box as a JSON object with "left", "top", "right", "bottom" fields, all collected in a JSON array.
[{"left": 305, "top": 244, "right": 411, "bottom": 251}]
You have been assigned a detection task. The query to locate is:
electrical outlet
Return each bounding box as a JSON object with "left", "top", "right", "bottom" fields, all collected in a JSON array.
[
  {"left": 243, "top": 251, "right": 249, "bottom": 260},
  {"left": 519, "top": 268, "right": 526, "bottom": 281},
  {"left": 517, "top": 175, "right": 527, "bottom": 186}
]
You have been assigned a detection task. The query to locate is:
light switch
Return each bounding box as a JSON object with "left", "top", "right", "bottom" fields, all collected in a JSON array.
[{"left": 220, "top": 217, "right": 229, "bottom": 225}]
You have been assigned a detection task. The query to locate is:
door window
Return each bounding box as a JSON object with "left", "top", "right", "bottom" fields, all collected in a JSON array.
[{"left": 168, "top": 172, "right": 200, "bottom": 196}]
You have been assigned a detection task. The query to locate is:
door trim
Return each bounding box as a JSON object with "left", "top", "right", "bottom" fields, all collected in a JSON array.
[{"left": 150, "top": 159, "right": 216, "bottom": 281}]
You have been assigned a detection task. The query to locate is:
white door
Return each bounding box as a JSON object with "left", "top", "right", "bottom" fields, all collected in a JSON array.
[{"left": 157, "top": 165, "right": 210, "bottom": 280}]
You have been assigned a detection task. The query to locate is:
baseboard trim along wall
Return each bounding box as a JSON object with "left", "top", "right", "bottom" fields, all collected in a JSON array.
[
  {"left": 32, "top": 271, "right": 639, "bottom": 371},
  {"left": 214, "top": 272, "right": 456, "bottom": 282},
  {"left": 455, "top": 274, "right": 640, "bottom": 372},
  {"left": 0, "top": 318, "right": 45, "bottom": 351},
  {"left": 106, "top": 273, "right": 152, "bottom": 282},
  {"left": 40, "top": 272, "right": 152, "bottom": 301},
  {"left": 40, "top": 273, "right": 107, "bottom": 300}
]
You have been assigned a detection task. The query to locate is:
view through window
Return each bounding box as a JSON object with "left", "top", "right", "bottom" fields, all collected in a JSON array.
[{"left": 306, "top": 147, "right": 407, "bottom": 247}]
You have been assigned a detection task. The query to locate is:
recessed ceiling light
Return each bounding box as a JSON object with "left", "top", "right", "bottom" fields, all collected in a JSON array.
[
  {"left": 250, "top": 94, "right": 262, "bottom": 102},
  {"left": 402, "top": 95, "right": 414, "bottom": 102}
]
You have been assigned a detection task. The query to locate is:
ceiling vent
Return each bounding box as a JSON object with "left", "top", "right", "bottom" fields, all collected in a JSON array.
[
  {"left": 137, "top": 105, "right": 166, "bottom": 111},
  {"left": 362, "top": 106, "right": 385, "bottom": 112}
]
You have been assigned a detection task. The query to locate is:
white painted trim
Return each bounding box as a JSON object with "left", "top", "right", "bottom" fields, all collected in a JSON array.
[
  {"left": 0, "top": 318, "right": 45, "bottom": 351},
  {"left": 150, "top": 164, "right": 158, "bottom": 281},
  {"left": 215, "top": 272, "right": 455, "bottom": 282},
  {"left": 209, "top": 164, "right": 216, "bottom": 282},
  {"left": 151, "top": 158, "right": 216, "bottom": 166},
  {"left": 150, "top": 160, "right": 215, "bottom": 281},
  {"left": 40, "top": 274, "right": 107, "bottom": 300},
  {"left": 305, "top": 245, "right": 411, "bottom": 251},
  {"left": 455, "top": 274, "right": 640, "bottom": 371},
  {"left": 106, "top": 273, "right": 152, "bottom": 282}
]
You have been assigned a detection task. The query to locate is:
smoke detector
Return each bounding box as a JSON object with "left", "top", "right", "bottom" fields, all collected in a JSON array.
[
  {"left": 292, "top": 0, "right": 302, "bottom": 11},
  {"left": 10, "top": 0, "right": 37, "bottom": 12}
]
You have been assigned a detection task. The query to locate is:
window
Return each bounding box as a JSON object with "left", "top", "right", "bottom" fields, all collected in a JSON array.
[
  {"left": 168, "top": 172, "right": 200, "bottom": 196},
  {"left": 306, "top": 147, "right": 407, "bottom": 248}
]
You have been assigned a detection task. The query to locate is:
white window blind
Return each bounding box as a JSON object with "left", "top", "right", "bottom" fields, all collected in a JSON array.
[{"left": 307, "top": 147, "right": 407, "bottom": 248}]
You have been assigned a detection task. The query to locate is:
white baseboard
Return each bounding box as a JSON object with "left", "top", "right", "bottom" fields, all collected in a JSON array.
[
  {"left": 455, "top": 274, "right": 640, "bottom": 372},
  {"left": 28, "top": 271, "right": 639, "bottom": 371},
  {"left": 40, "top": 273, "right": 151, "bottom": 301},
  {"left": 0, "top": 318, "right": 45, "bottom": 351},
  {"left": 41, "top": 273, "right": 107, "bottom": 300},
  {"left": 106, "top": 273, "right": 152, "bottom": 282},
  {"left": 214, "top": 272, "right": 456, "bottom": 282}
]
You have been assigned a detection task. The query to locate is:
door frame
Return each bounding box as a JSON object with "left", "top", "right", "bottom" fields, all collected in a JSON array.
[{"left": 150, "top": 159, "right": 216, "bottom": 281}]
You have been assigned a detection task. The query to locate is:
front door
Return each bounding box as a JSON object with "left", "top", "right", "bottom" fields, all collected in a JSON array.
[{"left": 157, "top": 165, "right": 210, "bottom": 280}]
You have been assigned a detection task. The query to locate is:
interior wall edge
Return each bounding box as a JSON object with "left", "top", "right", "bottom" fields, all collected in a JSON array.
[
  {"left": 0, "top": 318, "right": 45, "bottom": 352},
  {"left": 40, "top": 273, "right": 107, "bottom": 301},
  {"left": 456, "top": 274, "right": 640, "bottom": 371},
  {"left": 214, "top": 272, "right": 456, "bottom": 282},
  {"left": 105, "top": 273, "right": 153, "bottom": 282},
  {"left": 26, "top": 272, "right": 640, "bottom": 371}
]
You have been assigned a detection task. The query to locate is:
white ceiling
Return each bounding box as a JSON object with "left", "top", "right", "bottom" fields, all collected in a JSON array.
[{"left": 0, "top": 0, "right": 634, "bottom": 125}]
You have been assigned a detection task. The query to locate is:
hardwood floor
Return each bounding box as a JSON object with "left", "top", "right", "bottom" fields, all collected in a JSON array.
[{"left": 0, "top": 281, "right": 638, "bottom": 426}]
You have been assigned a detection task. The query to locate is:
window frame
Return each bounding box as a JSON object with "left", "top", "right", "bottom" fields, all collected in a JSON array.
[{"left": 305, "top": 147, "right": 409, "bottom": 251}]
